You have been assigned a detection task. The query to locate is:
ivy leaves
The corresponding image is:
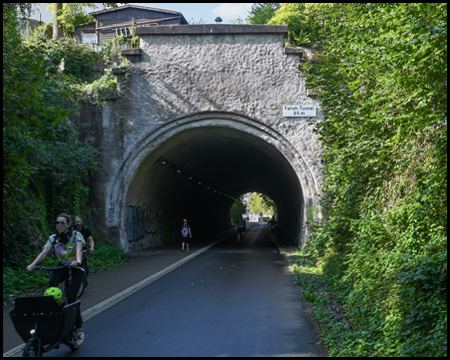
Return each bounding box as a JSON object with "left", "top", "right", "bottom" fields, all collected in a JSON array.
[{"left": 293, "top": 3, "right": 447, "bottom": 357}]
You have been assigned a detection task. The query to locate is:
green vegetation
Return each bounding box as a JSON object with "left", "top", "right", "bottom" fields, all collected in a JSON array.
[
  {"left": 4, "top": 3, "right": 446, "bottom": 355},
  {"left": 248, "top": 192, "right": 277, "bottom": 216},
  {"left": 130, "top": 36, "right": 140, "bottom": 49},
  {"left": 46, "top": 3, "right": 118, "bottom": 39},
  {"left": 276, "top": 3, "right": 446, "bottom": 357},
  {"left": 267, "top": 3, "right": 332, "bottom": 46},
  {"left": 21, "top": 36, "right": 103, "bottom": 81},
  {"left": 47, "top": 3, "right": 97, "bottom": 38},
  {"left": 3, "top": 4, "right": 124, "bottom": 267},
  {"left": 3, "top": 242, "right": 125, "bottom": 301},
  {"left": 246, "top": 3, "right": 280, "bottom": 25},
  {"left": 188, "top": 18, "right": 207, "bottom": 25},
  {"left": 230, "top": 198, "right": 246, "bottom": 225}
]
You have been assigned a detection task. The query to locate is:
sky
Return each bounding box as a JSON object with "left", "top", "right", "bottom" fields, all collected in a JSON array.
[{"left": 32, "top": 3, "right": 253, "bottom": 24}]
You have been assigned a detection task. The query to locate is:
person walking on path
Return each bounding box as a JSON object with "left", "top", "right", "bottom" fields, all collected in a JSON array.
[
  {"left": 26, "top": 213, "right": 86, "bottom": 346},
  {"left": 181, "top": 219, "right": 192, "bottom": 251}
]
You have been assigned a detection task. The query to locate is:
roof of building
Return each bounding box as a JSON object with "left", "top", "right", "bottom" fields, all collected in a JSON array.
[
  {"left": 75, "top": 21, "right": 96, "bottom": 28},
  {"left": 89, "top": 4, "right": 185, "bottom": 18}
]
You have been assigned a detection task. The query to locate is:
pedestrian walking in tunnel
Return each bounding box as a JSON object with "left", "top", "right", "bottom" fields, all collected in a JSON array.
[{"left": 181, "top": 219, "right": 192, "bottom": 251}]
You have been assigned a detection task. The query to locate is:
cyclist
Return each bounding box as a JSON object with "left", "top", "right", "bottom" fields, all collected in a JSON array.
[
  {"left": 27, "top": 213, "right": 85, "bottom": 346},
  {"left": 267, "top": 216, "right": 278, "bottom": 241},
  {"left": 74, "top": 216, "right": 94, "bottom": 280},
  {"left": 237, "top": 217, "right": 246, "bottom": 243},
  {"left": 74, "top": 216, "right": 95, "bottom": 253}
]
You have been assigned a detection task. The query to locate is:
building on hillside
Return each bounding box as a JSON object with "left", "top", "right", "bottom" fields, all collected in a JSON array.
[{"left": 75, "top": 4, "right": 188, "bottom": 48}]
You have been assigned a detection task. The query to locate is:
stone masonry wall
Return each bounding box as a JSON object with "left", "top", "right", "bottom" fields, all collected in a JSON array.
[
  {"left": 100, "top": 25, "right": 324, "bottom": 249},
  {"left": 122, "top": 29, "right": 323, "bottom": 194}
]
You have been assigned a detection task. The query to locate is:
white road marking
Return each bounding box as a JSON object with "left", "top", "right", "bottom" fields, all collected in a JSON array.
[{"left": 4, "top": 238, "right": 224, "bottom": 357}]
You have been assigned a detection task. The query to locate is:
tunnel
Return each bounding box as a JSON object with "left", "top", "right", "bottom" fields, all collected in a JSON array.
[{"left": 113, "top": 113, "right": 312, "bottom": 251}]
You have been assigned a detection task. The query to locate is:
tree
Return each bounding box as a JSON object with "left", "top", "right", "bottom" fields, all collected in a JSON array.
[
  {"left": 3, "top": 3, "right": 33, "bottom": 21},
  {"left": 3, "top": 3, "right": 99, "bottom": 266},
  {"left": 230, "top": 198, "right": 246, "bottom": 224},
  {"left": 260, "top": 193, "right": 277, "bottom": 216},
  {"left": 267, "top": 3, "right": 334, "bottom": 46},
  {"left": 246, "top": 3, "right": 280, "bottom": 25},
  {"left": 51, "top": 3, "right": 63, "bottom": 39},
  {"left": 48, "top": 3, "right": 120, "bottom": 39},
  {"left": 248, "top": 192, "right": 275, "bottom": 215}
]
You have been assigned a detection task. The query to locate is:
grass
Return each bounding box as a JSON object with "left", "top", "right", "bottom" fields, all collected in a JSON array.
[
  {"left": 287, "top": 249, "right": 355, "bottom": 356},
  {"left": 3, "top": 242, "right": 125, "bottom": 306}
]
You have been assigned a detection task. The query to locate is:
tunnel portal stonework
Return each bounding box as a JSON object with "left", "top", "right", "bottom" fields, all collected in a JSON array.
[{"left": 93, "top": 25, "right": 323, "bottom": 253}]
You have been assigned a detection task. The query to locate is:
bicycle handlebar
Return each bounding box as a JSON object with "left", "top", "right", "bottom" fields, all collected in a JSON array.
[
  {"left": 34, "top": 263, "right": 82, "bottom": 285},
  {"left": 34, "top": 249, "right": 91, "bottom": 271},
  {"left": 32, "top": 248, "right": 91, "bottom": 281},
  {"left": 34, "top": 264, "right": 72, "bottom": 271}
]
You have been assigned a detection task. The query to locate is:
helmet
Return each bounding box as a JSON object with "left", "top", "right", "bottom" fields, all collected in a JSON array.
[{"left": 44, "top": 287, "right": 63, "bottom": 304}]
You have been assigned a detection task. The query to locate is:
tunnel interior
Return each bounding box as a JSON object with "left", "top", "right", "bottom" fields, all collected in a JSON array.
[{"left": 125, "top": 126, "right": 304, "bottom": 247}]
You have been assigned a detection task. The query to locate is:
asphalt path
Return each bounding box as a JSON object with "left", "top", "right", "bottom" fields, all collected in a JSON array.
[{"left": 39, "top": 223, "right": 319, "bottom": 357}]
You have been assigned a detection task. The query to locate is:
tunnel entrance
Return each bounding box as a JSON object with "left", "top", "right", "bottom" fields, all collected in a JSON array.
[{"left": 110, "top": 113, "right": 316, "bottom": 252}]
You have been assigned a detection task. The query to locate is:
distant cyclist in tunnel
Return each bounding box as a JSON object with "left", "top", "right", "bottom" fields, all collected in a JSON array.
[
  {"left": 237, "top": 216, "right": 246, "bottom": 243},
  {"left": 181, "top": 219, "right": 192, "bottom": 251},
  {"left": 267, "top": 216, "right": 278, "bottom": 242}
]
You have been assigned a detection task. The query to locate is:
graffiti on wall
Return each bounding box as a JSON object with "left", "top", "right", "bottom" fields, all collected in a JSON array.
[
  {"left": 127, "top": 204, "right": 172, "bottom": 244},
  {"left": 144, "top": 205, "right": 161, "bottom": 238},
  {"left": 127, "top": 206, "right": 144, "bottom": 242},
  {"left": 144, "top": 205, "right": 172, "bottom": 243},
  {"left": 108, "top": 202, "right": 115, "bottom": 224}
]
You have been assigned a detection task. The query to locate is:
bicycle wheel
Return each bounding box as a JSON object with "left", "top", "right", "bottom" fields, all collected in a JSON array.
[
  {"left": 23, "top": 339, "right": 41, "bottom": 357},
  {"left": 76, "top": 278, "right": 87, "bottom": 299}
]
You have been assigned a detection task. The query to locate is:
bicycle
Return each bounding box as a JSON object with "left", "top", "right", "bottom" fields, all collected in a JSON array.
[
  {"left": 267, "top": 218, "right": 278, "bottom": 243},
  {"left": 76, "top": 249, "right": 93, "bottom": 299},
  {"left": 269, "top": 225, "right": 277, "bottom": 242},
  {"left": 9, "top": 265, "right": 82, "bottom": 357}
]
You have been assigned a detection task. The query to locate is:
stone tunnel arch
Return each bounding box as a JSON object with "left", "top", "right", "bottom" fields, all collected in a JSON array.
[{"left": 106, "top": 112, "right": 320, "bottom": 252}]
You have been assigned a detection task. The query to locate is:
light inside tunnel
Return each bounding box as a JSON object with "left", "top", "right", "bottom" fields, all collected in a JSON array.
[
  {"left": 125, "top": 126, "right": 305, "bottom": 247},
  {"left": 245, "top": 192, "right": 277, "bottom": 218},
  {"left": 158, "top": 159, "right": 236, "bottom": 201}
]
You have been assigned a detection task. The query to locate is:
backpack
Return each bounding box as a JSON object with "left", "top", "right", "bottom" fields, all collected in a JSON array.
[{"left": 182, "top": 225, "right": 189, "bottom": 238}]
